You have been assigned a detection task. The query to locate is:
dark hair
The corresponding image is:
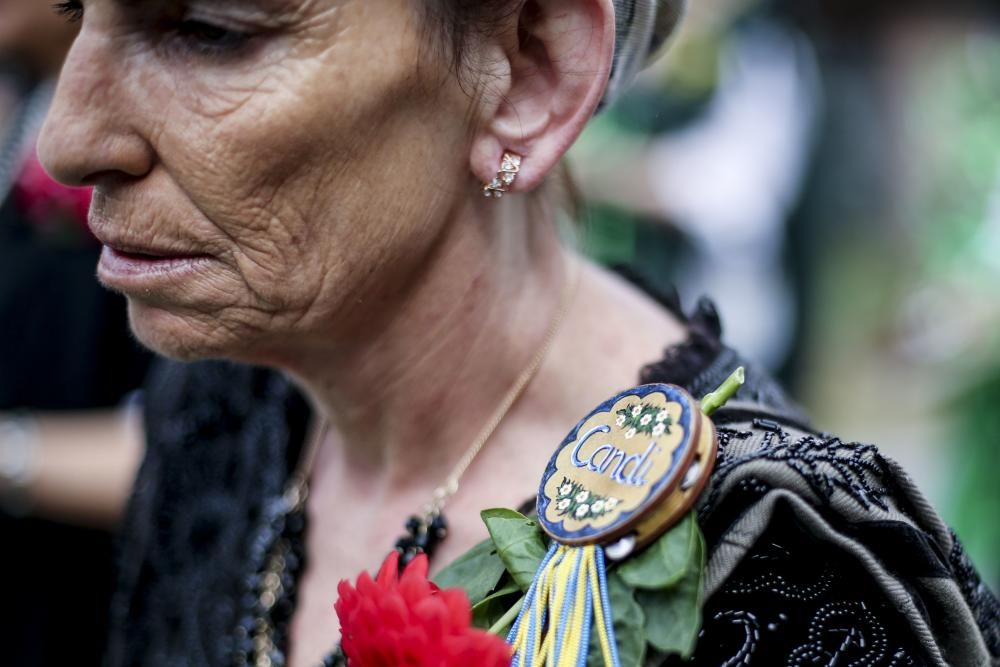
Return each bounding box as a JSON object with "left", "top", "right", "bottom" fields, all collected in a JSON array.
[
  {"left": 422, "top": 1, "right": 523, "bottom": 81},
  {"left": 422, "top": 1, "right": 687, "bottom": 105}
]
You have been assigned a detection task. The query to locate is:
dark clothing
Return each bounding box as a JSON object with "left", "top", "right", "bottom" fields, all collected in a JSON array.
[
  {"left": 0, "top": 81, "right": 151, "bottom": 667},
  {"left": 0, "top": 80, "right": 150, "bottom": 412},
  {"left": 0, "top": 195, "right": 149, "bottom": 410},
  {"left": 110, "top": 299, "right": 999, "bottom": 667}
]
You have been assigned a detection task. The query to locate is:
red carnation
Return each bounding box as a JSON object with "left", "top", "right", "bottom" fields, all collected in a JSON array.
[{"left": 335, "top": 551, "right": 512, "bottom": 667}]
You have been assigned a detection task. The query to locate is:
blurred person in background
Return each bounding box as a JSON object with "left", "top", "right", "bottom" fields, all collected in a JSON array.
[
  {"left": 0, "top": 1, "right": 150, "bottom": 665},
  {"left": 36, "top": 1, "right": 997, "bottom": 666}
]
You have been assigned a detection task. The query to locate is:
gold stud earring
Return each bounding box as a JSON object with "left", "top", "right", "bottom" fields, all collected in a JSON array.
[{"left": 483, "top": 152, "right": 522, "bottom": 198}]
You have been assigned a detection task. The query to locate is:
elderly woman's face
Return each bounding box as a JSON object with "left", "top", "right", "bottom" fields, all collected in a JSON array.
[{"left": 40, "top": 0, "right": 477, "bottom": 362}]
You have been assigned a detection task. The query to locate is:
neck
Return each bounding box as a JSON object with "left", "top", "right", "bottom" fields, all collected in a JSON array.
[{"left": 284, "top": 191, "right": 571, "bottom": 492}]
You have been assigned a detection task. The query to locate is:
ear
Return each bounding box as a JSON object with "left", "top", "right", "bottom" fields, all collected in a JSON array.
[{"left": 469, "top": 0, "right": 616, "bottom": 192}]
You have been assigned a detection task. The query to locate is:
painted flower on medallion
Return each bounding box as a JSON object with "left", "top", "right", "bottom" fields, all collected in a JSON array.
[
  {"left": 616, "top": 402, "right": 673, "bottom": 438},
  {"left": 552, "top": 477, "right": 618, "bottom": 522}
]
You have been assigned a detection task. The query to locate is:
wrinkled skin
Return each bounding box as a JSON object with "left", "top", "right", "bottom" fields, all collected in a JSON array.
[
  {"left": 39, "top": 4, "right": 674, "bottom": 666},
  {"left": 39, "top": 0, "right": 477, "bottom": 364}
]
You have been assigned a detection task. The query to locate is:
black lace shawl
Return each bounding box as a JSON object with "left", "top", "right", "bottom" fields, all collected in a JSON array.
[{"left": 108, "top": 298, "right": 999, "bottom": 667}]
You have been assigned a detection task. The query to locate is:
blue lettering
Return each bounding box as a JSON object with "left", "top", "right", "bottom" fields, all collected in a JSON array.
[
  {"left": 588, "top": 445, "right": 615, "bottom": 472},
  {"left": 568, "top": 425, "right": 661, "bottom": 487},
  {"left": 613, "top": 454, "right": 641, "bottom": 484},
  {"left": 629, "top": 442, "right": 658, "bottom": 485},
  {"left": 601, "top": 450, "right": 625, "bottom": 474},
  {"left": 570, "top": 425, "right": 612, "bottom": 468}
]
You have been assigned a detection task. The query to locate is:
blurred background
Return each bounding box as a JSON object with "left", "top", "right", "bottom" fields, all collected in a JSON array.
[
  {"left": 0, "top": 0, "right": 997, "bottom": 664},
  {"left": 571, "top": 0, "right": 1000, "bottom": 586}
]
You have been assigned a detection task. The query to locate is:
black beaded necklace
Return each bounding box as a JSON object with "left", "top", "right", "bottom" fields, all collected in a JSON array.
[{"left": 231, "top": 473, "right": 448, "bottom": 667}]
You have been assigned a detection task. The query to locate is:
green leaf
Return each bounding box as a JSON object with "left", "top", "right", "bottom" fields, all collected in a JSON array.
[
  {"left": 471, "top": 581, "right": 522, "bottom": 631},
  {"left": 481, "top": 508, "right": 549, "bottom": 592},
  {"left": 432, "top": 537, "right": 507, "bottom": 606},
  {"left": 618, "top": 512, "right": 698, "bottom": 590},
  {"left": 588, "top": 571, "right": 646, "bottom": 667},
  {"left": 635, "top": 525, "right": 706, "bottom": 658}
]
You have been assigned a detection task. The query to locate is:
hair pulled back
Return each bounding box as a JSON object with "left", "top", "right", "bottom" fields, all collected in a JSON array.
[{"left": 422, "top": 0, "right": 685, "bottom": 104}]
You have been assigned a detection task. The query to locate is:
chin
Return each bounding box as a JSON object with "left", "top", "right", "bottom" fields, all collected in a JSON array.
[{"left": 127, "top": 300, "right": 255, "bottom": 363}]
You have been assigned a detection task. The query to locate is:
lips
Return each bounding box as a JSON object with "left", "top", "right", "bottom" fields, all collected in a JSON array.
[
  {"left": 86, "top": 194, "right": 220, "bottom": 294},
  {"left": 97, "top": 242, "right": 215, "bottom": 292},
  {"left": 90, "top": 225, "right": 208, "bottom": 259}
]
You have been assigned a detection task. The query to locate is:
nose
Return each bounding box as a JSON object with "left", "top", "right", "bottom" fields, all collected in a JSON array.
[{"left": 37, "top": 24, "right": 155, "bottom": 187}]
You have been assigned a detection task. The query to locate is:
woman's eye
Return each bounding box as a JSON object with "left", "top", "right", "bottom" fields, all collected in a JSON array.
[
  {"left": 52, "top": 1, "right": 84, "bottom": 23},
  {"left": 172, "top": 19, "right": 251, "bottom": 56},
  {"left": 50, "top": 3, "right": 256, "bottom": 59}
]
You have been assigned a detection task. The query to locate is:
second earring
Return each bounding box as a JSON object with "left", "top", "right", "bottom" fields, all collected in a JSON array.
[{"left": 483, "top": 153, "right": 522, "bottom": 198}]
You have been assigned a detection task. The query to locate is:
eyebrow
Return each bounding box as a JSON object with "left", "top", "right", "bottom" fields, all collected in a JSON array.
[{"left": 112, "top": 0, "right": 309, "bottom": 22}]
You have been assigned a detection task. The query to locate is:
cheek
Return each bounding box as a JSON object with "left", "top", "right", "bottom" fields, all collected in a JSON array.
[
  {"left": 123, "top": 2, "right": 473, "bottom": 360},
  {"left": 149, "top": 35, "right": 468, "bottom": 322}
]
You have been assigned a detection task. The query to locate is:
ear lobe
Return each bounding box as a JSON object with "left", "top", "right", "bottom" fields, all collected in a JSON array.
[{"left": 470, "top": 0, "right": 616, "bottom": 193}]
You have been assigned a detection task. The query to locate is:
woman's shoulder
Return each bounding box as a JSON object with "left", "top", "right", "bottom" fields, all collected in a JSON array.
[
  {"left": 633, "top": 297, "right": 998, "bottom": 664},
  {"left": 688, "top": 396, "right": 1000, "bottom": 666},
  {"left": 118, "top": 313, "right": 1000, "bottom": 666}
]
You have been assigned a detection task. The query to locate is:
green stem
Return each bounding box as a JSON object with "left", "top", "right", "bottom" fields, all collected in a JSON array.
[
  {"left": 700, "top": 367, "right": 746, "bottom": 416},
  {"left": 488, "top": 596, "right": 525, "bottom": 636}
]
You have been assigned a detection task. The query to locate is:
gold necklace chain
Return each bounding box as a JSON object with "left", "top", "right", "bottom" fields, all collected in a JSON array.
[
  {"left": 423, "top": 256, "right": 578, "bottom": 519},
  {"left": 245, "top": 256, "right": 578, "bottom": 667},
  {"left": 288, "top": 255, "right": 579, "bottom": 520}
]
